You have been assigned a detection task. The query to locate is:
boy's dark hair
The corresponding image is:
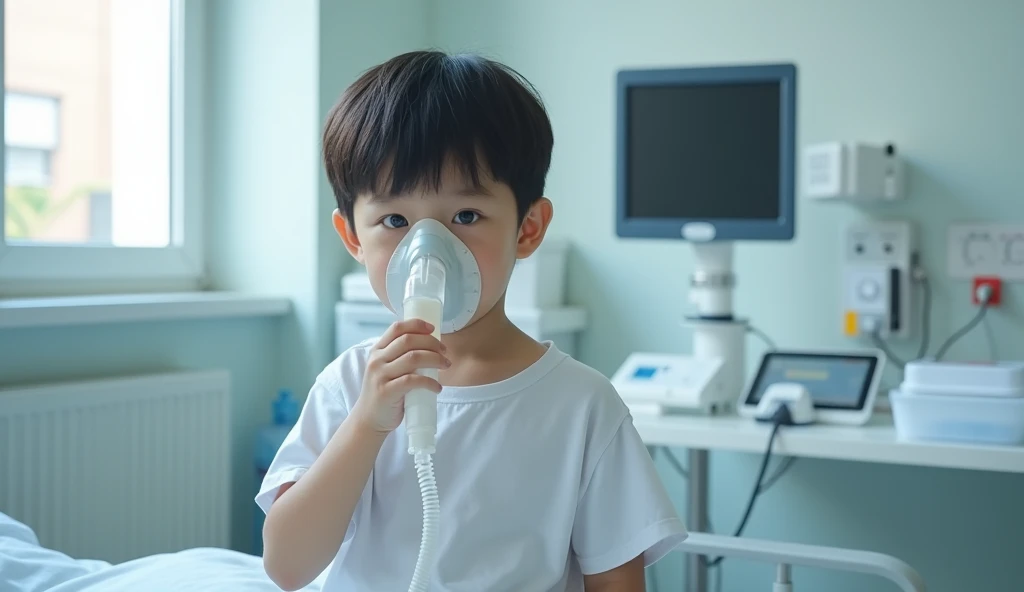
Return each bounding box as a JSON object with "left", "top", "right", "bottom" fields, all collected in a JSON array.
[{"left": 323, "top": 51, "right": 553, "bottom": 226}]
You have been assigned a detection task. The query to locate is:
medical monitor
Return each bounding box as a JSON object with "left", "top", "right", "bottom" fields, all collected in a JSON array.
[{"left": 616, "top": 63, "right": 797, "bottom": 241}]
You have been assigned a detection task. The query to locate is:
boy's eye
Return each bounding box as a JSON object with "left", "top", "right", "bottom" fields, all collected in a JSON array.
[
  {"left": 453, "top": 210, "right": 480, "bottom": 225},
  {"left": 381, "top": 214, "right": 408, "bottom": 229}
]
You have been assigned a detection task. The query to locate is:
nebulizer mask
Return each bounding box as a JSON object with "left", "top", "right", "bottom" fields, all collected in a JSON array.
[{"left": 384, "top": 218, "right": 481, "bottom": 592}]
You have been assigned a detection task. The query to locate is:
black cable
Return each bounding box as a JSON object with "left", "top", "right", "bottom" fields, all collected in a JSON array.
[
  {"left": 708, "top": 507, "right": 721, "bottom": 592},
  {"left": 914, "top": 276, "right": 932, "bottom": 360},
  {"left": 747, "top": 325, "right": 777, "bottom": 351},
  {"left": 870, "top": 331, "right": 907, "bottom": 369},
  {"left": 870, "top": 271, "right": 931, "bottom": 369},
  {"left": 758, "top": 456, "right": 797, "bottom": 493},
  {"left": 934, "top": 302, "right": 990, "bottom": 361},
  {"left": 705, "top": 407, "right": 789, "bottom": 568}
]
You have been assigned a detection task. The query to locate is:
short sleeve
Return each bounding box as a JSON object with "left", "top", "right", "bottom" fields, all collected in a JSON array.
[
  {"left": 254, "top": 377, "right": 350, "bottom": 515},
  {"left": 571, "top": 416, "right": 688, "bottom": 575}
]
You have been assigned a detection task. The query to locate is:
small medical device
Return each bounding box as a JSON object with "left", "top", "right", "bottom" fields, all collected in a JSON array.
[
  {"left": 612, "top": 63, "right": 797, "bottom": 413},
  {"left": 383, "top": 218, "right": 481, "bottom": 592},
  {"left": 611, "top": 353, "right": 727, "bottom": 414},
  {"left": 891, "top": 360, "right": 1024, "bottom": 446},
  {"left": 803, "top": 142, "right": 906, "bottom": 202},
  {"left": 754, "top": 383, "right": 815, "bottom": 425},
  {"left": 842, "top": 221, "right": 915, "bottom": 340},
  {"left": 738, "top": 350, "right": 885, "bottom": 426}
]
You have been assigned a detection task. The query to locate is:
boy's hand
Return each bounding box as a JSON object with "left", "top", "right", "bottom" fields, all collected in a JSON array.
[{"left": 352, "top": 319, "right": 448, "bottom": 434}]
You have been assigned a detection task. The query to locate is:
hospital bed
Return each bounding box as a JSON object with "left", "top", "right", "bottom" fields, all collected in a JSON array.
[
  {"left": 0, "top": 510, "right": 324, "bottom": 592},
  {"left": 2, "top": 510, "right": 924, "bottom": 592}
]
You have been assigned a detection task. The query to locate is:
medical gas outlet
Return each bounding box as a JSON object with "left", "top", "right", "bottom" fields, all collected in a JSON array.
[{"left": 842, "top": 221, "right": 914, "bottom": 339}]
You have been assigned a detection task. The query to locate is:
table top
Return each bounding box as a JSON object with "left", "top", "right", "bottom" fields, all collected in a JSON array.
[{"left": 633, "top": 411, "right": 1024, "bottom": 474}]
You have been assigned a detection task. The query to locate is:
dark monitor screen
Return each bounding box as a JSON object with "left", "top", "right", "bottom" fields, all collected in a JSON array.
[
  {"left": 626, "top": 83, "right": 781, "bottom": 220},
  {"left": 616, "top": 64, "right": 796, "bottom": 241}
]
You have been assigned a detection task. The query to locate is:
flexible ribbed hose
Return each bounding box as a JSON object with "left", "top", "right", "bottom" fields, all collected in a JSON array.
[{"left": 407, "top": 452, "right": 439, "bottom": 592}]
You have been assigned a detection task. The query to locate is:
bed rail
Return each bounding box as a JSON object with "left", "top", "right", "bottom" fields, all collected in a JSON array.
[{"left": 678, "top": 532, "right": 926, "bottom": 591}]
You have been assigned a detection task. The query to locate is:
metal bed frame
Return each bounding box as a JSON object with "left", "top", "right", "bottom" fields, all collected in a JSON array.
[{"left": 670, "top": 531, "right": 927, "bottom": 591}]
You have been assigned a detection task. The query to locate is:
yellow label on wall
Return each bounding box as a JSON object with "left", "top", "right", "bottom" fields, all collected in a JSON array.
[{"left": 844, "top": 311, "right": 859, "bottom": 337}]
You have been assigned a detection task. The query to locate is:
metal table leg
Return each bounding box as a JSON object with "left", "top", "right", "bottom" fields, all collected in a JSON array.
[{"left": 687, "top": 448, "right": 709, "bottom": 592}]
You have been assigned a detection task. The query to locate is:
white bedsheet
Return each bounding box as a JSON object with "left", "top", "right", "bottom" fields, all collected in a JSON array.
[{"left": 0, "top": 511, "right": 323, "bottom": 591}]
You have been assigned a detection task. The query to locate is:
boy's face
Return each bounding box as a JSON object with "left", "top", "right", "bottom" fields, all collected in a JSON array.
[{"left": 334, "top": 163, "right": 552, "bottom": 329}]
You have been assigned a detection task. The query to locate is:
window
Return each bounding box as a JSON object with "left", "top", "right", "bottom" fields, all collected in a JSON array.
[
  {"left": 5, "top": 93, "right": 57, "bottom": 189},
  {"left": 6, "top": 146, "right": 52, "bottom": 187},
  {"left": 0, "top": 0, "right": 203, "bottom": 291}
]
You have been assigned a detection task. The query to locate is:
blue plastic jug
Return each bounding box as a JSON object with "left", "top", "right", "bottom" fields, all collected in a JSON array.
[{"left": 254, "top": 389, "right": 299, "bottom": 555}]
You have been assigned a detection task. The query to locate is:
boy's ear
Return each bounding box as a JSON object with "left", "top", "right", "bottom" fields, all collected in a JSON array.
[
  {"left": 333, "top": 209, "right": 365, "bottom": 263},
  {"left": 516, "top": 197, "right": 554, "bottom": 259}
]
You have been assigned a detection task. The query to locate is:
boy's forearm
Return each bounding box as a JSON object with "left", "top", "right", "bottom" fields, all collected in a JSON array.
[
  {"left": 583, "top": 556, "right": 646, "bottom": 592},
  {"left": 262, "top": 414, "right": 386, "bottom": 591}
]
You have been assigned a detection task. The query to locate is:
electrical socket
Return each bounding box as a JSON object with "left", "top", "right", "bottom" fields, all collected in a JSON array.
[
  {"left": 972, "top": 276, "right": 1002, "bottom": 306},
  {"left": 947, "top": 223, "right": 1024, "bottom": 280},
  {"left": 842, "top": 221, "right": 914, "bottom": 339}
]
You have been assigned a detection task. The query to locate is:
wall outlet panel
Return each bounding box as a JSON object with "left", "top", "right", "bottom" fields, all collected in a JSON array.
[
  {"left": 843, "top": 221, "right": 914, "bottom": 339},
  {"left": 947, "top": 223, "right": 1024, "bottom": 280}
]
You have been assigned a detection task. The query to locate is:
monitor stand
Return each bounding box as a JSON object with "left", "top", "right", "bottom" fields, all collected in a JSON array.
[{"left": 687, "top": 241, "right": 747, "bottom": 411}]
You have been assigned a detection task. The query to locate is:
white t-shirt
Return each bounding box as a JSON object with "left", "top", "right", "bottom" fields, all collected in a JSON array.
[{"left": 256, "top": 340, "right": 687, "bottom": 591}]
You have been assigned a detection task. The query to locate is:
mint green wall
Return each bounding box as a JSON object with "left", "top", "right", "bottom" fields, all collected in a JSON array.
[
  {"left": 0, "top": 317, "right": 280, "bottom": 555},
  {"left": 318, "top": 0, "right": 432, "bottom": 359},
  {"left": 430, "top": 0, "right": 1024, "bottom": 590},
  {"left": 206, "top": 0, "right": 322, "bottom": 394}
]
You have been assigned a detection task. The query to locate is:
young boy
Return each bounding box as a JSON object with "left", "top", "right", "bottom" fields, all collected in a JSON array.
[{"left": 257, "top": 50, "right": 687, "bottom": 591}]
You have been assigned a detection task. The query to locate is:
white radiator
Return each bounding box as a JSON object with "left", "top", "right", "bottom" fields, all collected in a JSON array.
[{"left": 0, "top": 370, "right": 231, "bottom": 564}]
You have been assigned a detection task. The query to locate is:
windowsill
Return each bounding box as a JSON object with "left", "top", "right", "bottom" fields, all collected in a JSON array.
[{"left": 0, "top": 292, "right": 292, "bottom": 329}]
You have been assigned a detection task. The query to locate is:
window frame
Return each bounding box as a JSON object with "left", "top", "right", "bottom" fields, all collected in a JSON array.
[{"left": 0, "top": 0, "right": 205, "bottom": 294}]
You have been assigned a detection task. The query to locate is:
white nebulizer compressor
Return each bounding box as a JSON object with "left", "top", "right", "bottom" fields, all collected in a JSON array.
[{"left": 384, "top": 218, "right": 481, "bottom": 592}]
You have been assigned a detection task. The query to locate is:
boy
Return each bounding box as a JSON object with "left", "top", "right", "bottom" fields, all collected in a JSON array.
[{"left": 257, "top": 50, "right": 686, "bottom": 591}]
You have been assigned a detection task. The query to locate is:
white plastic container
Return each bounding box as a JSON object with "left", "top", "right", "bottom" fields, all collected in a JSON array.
[
  {"left": 902, "top": 360, "right": 1024, "bottom": 398},
  {"left": 890, "top": 389, "right": 1024, "bottom": 446},
  {"left": 505, "top": 240, "right": 569, "bottom": 308},
  {"left": 335, "top": 301, "right": 587, "bottom": 358}
]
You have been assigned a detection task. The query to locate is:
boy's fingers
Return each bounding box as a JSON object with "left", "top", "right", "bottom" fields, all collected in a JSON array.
[
  {"left": 384, "top": 375, "right": 442, "bottom": 400},
  {"left": 377, "top": 333, "right": 446, "bottom": 365},
  {"left": 380, "top": 350, "right": 450, "bottom": 382},
  {"left": 374, "top": 319, "right": 435, "bottom": 351}
]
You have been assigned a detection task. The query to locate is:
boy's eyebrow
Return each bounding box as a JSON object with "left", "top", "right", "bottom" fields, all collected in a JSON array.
[
  {"left": 455, "top": 185, "right": 492, "bottom": 197},
  {"left": 368, "top": 184, "right": 493, "bottom": 202}
]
